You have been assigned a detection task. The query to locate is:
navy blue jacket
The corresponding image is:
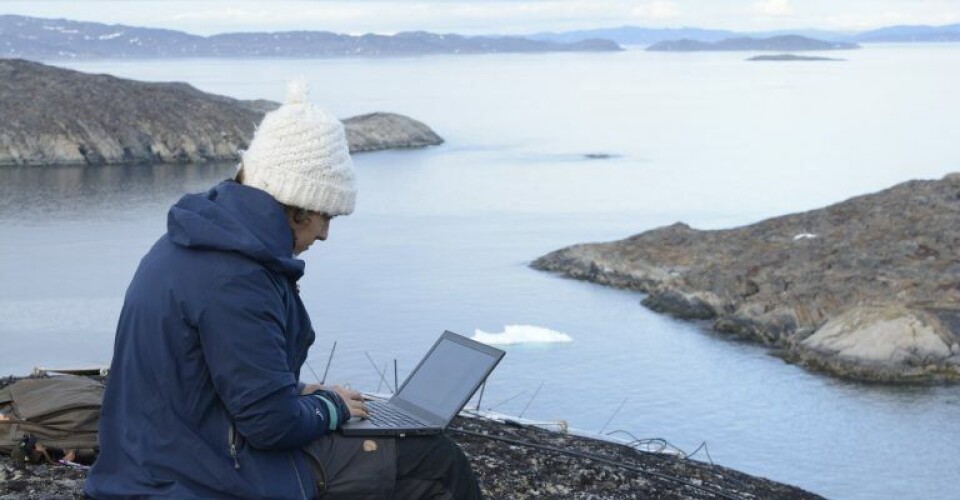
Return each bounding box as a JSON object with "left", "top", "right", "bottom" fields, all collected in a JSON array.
[{"left": 86, "top": 181, "right": 347, "bottom": 499}]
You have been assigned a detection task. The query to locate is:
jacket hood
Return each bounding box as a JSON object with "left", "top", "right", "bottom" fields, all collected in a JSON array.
[{"left": 167, "top": 180, "right": 305, "bottom": 280}]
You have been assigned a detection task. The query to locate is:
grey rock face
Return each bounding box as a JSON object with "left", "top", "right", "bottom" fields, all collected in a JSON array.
[
  {"left": 791, "top": 306, "right": 960, "bottom": 382},
  {"left": 0, "top": 59, "right": 258, "bottom": 166},
  {"left": 532, "top": 174, "right": 960, "bottom": 383},
  {"left": 343, "top": 113, "right": 443, "bottom": 153},
  {"left": 0, "top": 59, "right": 442, "bottom": 166}
]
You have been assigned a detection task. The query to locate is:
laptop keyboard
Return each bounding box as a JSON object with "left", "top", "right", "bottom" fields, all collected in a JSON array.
[{"left": 366, "top": 400, "right": 426, "bottom": 428}]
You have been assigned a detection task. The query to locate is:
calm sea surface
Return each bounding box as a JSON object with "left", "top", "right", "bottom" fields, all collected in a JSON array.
[{"left": 2, "top": 45, "right": 960, "bottom": 499}]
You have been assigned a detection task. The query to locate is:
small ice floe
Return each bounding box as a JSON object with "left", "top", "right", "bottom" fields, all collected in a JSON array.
[
  {"left": 471, "top": 325, "right": 573, "bottom": 345},
  {"left": 793, "top": 233, "right": 818, "bottom": 241}
]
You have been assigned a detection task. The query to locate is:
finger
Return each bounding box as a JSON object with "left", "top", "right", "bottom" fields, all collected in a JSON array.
[
  {"left": 339, "top": 388, "right": 363, "bottom": 401},
  {"left": 348, "top": 400, "right": 367, "bottom": 412},
  {"left": 350, "top": 402, "right": 368, "bottom": 418},
  {"left": 350, "top": 406, "right": 368, "bottom": 419},
  {"left": 332, "top": 385, "right": 360, "bottom": 399}
]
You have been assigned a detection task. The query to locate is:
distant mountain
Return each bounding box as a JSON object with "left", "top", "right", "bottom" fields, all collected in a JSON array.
[
  {"left": 647, "top": 35, "right": 860, "bottom": 52},
  {"left": 529, "top": 26, "right": 738, "bottom": 45},
  {"left": 749, "top": 29, "right": 854, "bottom": 42},
  {"left": 854, "top": 24, "right": 960, "bottom": 42},
  {"left": 527, "top": 24, "right": 960, "bottom": 45},
  {"left": 0, "top": 15, "right": 621, "bottom": 60}
]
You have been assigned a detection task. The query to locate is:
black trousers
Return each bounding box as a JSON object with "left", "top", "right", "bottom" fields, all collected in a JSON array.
[{"left": 303, "top": 432, "right": 482, "bottom": 499}]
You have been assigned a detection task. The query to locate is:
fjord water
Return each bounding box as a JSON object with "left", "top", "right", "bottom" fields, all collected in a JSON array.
[{"left": 3, "top": 45, "right": 960, "bottom": 499}]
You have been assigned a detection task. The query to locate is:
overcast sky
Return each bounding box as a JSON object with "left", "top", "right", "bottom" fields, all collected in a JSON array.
[{"left": 2, "top": 0, "right": 958, "bottom": 35}]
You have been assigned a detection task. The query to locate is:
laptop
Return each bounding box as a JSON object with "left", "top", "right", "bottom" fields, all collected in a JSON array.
[{"left": 339, "top": 330, "right": 505, "bottom": 437}]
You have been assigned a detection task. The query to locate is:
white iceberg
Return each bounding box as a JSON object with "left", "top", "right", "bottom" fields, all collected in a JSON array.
[{"left": 471, "top": 325, "right": 573, "bottom": 345}]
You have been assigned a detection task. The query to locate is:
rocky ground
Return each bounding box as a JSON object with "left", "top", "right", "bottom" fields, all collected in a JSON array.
[
  {"left": 0, "top": 375, "right": 818, "bottom": 499},
  {"left": 0, "top": 416, "right": 819, "bottom": 500},
  {"left": 532, "top": 174, "right": 960, "bottom": 383},
  {"left": 452, "top": 416, "right": 819, "bottom": 500},
  {"left": 0, "top": 58, "right": 443, "bottom": 166},
  {"left": 0, "top": 458, "right": 88, "bottom": 500}
]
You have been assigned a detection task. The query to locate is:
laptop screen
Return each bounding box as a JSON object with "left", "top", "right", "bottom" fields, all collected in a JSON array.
[{"left": 393, "top": 332, "right": 504, "bottom": 424}]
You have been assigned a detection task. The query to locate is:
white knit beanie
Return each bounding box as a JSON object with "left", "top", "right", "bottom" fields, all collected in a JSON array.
[{"left": 240, "top": 80, "right": 356, "bottom": 216}]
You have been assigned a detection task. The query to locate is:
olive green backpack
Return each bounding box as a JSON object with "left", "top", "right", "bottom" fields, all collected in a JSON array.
[{"left": 0, "top": 376, "right": 104, "bottom": 456}]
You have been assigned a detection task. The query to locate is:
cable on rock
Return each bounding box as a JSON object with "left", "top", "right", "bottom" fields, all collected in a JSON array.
[{"left": 448, "top": 427, "right": 741, "bottom": 500}]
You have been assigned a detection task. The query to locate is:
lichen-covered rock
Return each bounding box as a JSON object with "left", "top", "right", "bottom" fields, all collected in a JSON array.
[{"left": 532, "top": 174, "right": 960, "bottom": 383}]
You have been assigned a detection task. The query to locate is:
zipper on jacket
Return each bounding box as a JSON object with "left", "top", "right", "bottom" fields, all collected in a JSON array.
[
  {"left": 289, "top": 453, "right": 308, "bottom": 500},
  {"left": 228, "top": 422, "right": 241, "bottom": 470}
]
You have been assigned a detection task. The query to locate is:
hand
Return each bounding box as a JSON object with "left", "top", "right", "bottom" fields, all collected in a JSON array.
[
  {"left": 300, "top": 383, "right": 325, "bottom": 396},
  {"left": 301, "top": 383, "right": 368, "bottom": 420},
  {"left": 329, "top": 385, "right": 368, "bottom": 420}
]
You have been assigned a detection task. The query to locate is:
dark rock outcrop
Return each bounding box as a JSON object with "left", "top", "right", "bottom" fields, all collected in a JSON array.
[
  {"left": 532, "top": 174, "right": 960, "bottom": 383},
  {"left": 647, "top": 35, "right": 859, "bottom": 52},
  {"left": 0, "top": 59, "right": 442, "bottom": 166}
]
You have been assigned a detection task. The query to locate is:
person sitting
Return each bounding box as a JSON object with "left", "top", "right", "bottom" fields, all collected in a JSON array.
[{"left": 84, "top": 81, "right": 482, "bottom": 499}]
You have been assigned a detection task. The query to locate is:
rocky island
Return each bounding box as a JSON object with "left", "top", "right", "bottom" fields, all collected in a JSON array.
[
  {"left": 0, "top": 58, "right": 442, "bottom": 166},
  {"left": 532, "top": 174, "right": 960, "bottom": 383},
  {"left": 647, "top": 35, "right": 859, "bottom": 52}
]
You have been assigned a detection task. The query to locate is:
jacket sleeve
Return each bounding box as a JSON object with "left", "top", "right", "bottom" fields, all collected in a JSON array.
[{"left": 197, "top": 269, "right": 341, "bottom": 450}]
